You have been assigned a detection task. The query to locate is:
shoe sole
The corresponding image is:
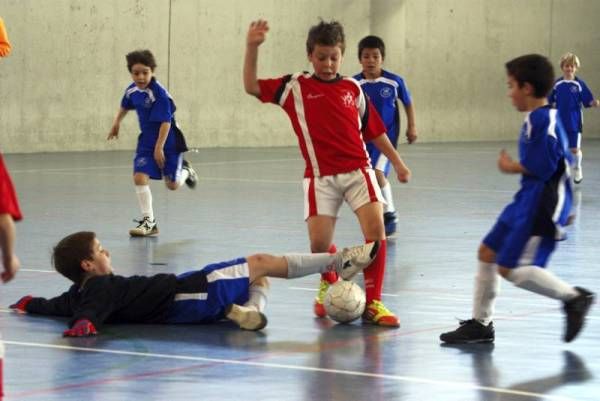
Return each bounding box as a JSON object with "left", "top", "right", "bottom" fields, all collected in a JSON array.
[
  {"left": 225, "top": 304, "right": 268, "bottom": 331},
  {"left": 129, "top": 229, "right": 159, "bottom": 237},
  {"left": 440, "top": 337, "right": 494, "bottom": 344}
]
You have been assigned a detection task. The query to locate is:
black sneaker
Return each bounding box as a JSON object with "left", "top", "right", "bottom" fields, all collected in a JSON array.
[
  {"left": 440, "top": 319, "right": 495, "bottom": 344},
  {"left": 383, "top": 211, "right": 398, "bottom": 237},
  {"left": 563, "top": 287, "right": 595, "bottom": 342},
  {"left": 182, "top": 160, "right": 198, "bottom": 189}
]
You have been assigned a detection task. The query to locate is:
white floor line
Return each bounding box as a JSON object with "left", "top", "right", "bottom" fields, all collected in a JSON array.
[{"left": 1, "top": 340, "right": 577, "bottom": 401}]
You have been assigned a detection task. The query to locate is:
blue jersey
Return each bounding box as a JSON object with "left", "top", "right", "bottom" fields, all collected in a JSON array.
[
  {"left": 121, "top": 77, "right": 178, "bottom": 152},
  {"left": 548, "top": 77, "right": 595, "bottom": 133},
  {"left": 353, "top": 70, "right": 412, "bottom": 146},
  {"left": 499, "top": 106, "right": 572, "bottom": 238}
]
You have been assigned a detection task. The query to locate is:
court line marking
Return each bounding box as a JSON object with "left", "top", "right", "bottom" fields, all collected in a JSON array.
[{"left": 2, "top": 340, "right": 577, "bottom": 400}]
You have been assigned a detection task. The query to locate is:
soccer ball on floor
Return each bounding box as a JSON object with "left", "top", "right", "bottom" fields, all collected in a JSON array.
[{"left": 324, "top": 280, "right": 366, "bottom": 323}]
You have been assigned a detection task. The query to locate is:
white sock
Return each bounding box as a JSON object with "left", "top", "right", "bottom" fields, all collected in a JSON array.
[
  {"left": 244, "top": 283, "right": 269, "bottom": 312},
  {"left": 381, "top": 182, "right": 396, "bottom": 214},
  {"left": 505, "top": 265, "right": 578, "bottom": 301},
  {"left": 177, "top": 168, "right": 190, "bottom": 187},
  {"left": 284, "top": 253, "right": 340, "bottom": 278},
  {"left": 575, "top": 149, "right": 582, "bottom": 170},
  {"left": 135, "top": 185, "right": 154, "bottom": 221},
  {"left": 472, "top": 261, "right": 500, "bottom": 325}
]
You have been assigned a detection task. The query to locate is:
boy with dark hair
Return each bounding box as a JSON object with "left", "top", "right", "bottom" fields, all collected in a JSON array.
[
  {"left": 108, "top": 49, "right": 198, "bottom": 237},
  {"left": 11, "top": 231, "right": 379, "bottom": 336},
  {"left": 440, "top": 54, "right": 594, "bottom": 344},
  {"left": 243, "top": 19, "right": 411, "bottom": 327},
  {"left": 548, "top": 52, "right": 600, "bottom": 184},
  {"left": 354, "top": 35, "right": 417, "bottom": 237}
]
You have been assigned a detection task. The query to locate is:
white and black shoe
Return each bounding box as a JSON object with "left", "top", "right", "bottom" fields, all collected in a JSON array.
[
  {"left": 225, "top": 304, "right": 268, "bottom": 331},
  {"left": 338, "top": 241, "right": 380, "bottom": 280},
  {"left": 182, "top": 160, "right": 198, "bottom": 189},
  {"left": 129, "top": 217, "right": 158, "bottom": 237}
]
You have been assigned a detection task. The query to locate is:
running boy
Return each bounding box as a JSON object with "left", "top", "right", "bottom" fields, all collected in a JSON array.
[
  {"left": 10, "top": 231, "right": 379, "bottom": 336},
  {"left": 548, "top": 52, "right": 599, "bottom": 184},
  {"left": 354, "top": 35, "right": 417, "bottom": 237},
  {"left": 108, "top": 49, "right": 198, "bottom": 237},
  {"left": 243, "top": 19, "right": 411, "bottom": 327},
  {"left": 440, "top": 54, "right": 594, "bottom": 344}
]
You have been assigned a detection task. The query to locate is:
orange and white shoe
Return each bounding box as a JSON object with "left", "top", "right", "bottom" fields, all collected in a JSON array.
[{"left": 362, "top": 300, "right": 400, "bottom": 328}]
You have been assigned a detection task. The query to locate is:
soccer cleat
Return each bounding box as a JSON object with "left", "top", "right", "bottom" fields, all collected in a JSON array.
[
  {"left": 314, "top": 279, "right": 332, "bottom": 318},
  {"left": 362, "top": 300, "right": 400, "bottom": 327},
  {"left": 563, "top": 287, "right": 594, "bottom": 342},
  {"left": 129, "top": 217, "right": 159, "bottom": 237},
  {"left": 383, "top": 211, "right": 398, "bottom": 237},
  {"left": 225, "top": 304, "right": 268, "bottom": 331},
  {"left": 182, "top": 160, "right": 198, "bottom": 189},
  {"left": 439, "top": 319, "right": 495, "bottom": 344},
  {"left": 573, "top": 167, "right": 583, "bottom": 184},
  {"left": 339, "top": 241, "right": 380, "bottom": 280}
]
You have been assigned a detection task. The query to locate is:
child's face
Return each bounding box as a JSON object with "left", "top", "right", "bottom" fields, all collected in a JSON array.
[
  {"left": 83, "top": 238, "right": 113, "bottom": 277},
  {"left": 308, "top": 44, "right": 343, "bottom": 81},
  {"left": 561, "top": 63, "right": 577, "bottom": 78},
  {"left": 359, "top": 48, "right": 383, "bottom": 77},
  {"left": 130, "top": 63, "right": 154, "bottom": 89},
  {"left": 507, "top": 75, "right": 530, "bottom": 112}
]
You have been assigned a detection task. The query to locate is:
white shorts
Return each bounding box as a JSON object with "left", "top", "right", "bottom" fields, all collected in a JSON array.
[{"left": 302, "top": 167, "right": 385, "bottom": 220}]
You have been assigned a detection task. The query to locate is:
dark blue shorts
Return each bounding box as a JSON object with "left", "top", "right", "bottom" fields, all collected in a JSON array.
[
  {"left": 133, "top": 150, "right": 183, "bottom": 182},
  {"left": 483, "top": 220, "right": 556, "bottom": 268},
  {"left": 165, "top": 257, "right": 250, "bottom": 324}
]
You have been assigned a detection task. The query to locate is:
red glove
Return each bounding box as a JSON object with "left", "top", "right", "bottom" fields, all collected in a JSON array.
[
  {"left": 63, "top": 319, "right": 98, "bottom": 337},
  {"left": 10, "top": 295, "right": 33, "bottom": 313}
]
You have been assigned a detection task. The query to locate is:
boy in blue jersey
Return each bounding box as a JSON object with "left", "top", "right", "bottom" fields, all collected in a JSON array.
[
  {"left": 548, "top": 53, "right": 599, "bottom": 184},
  {"left": 440, "top": 54, "right": 594, "bottom": 344},
  {"left": 354, "top": 36, "right": 417, "bottom": 237},
  {"left": 108, "top": 50, "right": 198, "bottom": 237},
  {"left": 10, "top": 231, "right": 380, "bottom": 336}
]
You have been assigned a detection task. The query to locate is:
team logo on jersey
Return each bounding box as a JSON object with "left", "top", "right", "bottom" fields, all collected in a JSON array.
[
  {"left": 307, "top": 93, "right": 324, "bottom": 100},
  {"left": 380, "top": 87, "right": 394, "bottom": 98},
  {"left": 570, "top": 86, "right": 579, "bottom": 93},
  {"left": 136, "top": 157, "right": 148, "bottom": 167},
  {"left": 341, "top": 91, "right": 355, "bottom": 108},
  {"left": 144, "top": 96, "right": 153, "bottom": 108}
]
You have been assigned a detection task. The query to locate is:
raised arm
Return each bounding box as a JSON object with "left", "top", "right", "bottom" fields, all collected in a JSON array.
[{"left": 243, "top": 19, "right": 269, "bottom": 97}]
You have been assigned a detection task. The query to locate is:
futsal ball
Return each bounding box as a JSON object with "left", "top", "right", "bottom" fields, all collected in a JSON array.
[{"left": 324, "top": 281, "right": 366, "bottom": 323}]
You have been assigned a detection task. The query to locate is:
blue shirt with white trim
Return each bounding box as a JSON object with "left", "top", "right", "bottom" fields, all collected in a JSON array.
[
  {"left": 548, "top": 76, "right": 595, "bottom": 133},
  {"left": 121, "top": 77, "right": 178, "bottom": 152}
]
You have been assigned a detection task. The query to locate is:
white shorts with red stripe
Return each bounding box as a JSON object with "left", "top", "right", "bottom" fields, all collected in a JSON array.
[{"left": 302, "top": 167, "right": 385, "bottom": 220}]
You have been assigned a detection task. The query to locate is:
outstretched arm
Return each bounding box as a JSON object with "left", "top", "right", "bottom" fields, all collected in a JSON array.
[
  {"left": 243, "top": 19, "right": 269, "bottom": 97},
  {"left": 107, "top": 108, "right": 129, "bottom": 140}
]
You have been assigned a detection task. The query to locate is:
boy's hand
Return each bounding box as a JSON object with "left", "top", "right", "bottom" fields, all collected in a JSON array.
[
  {"left": 63, "top": 319, "right": 98, "bottom": 337},
  {"left": 107, "top": 124, "right": 120, "bottom": 140},
  {"left": 395, "top": 163, "right": 411, "bottom": 183},
  {"left": 406, "top": 126, "right": 418, "bottom": 144},
  {"left": 154, "top": 146, "right": 165, "bottom": 169},
  {"left": 498, "top": 149, "right": 515, "bottom": 173},
  {"left": 591, "top": 99, "right": 600, "bottom": 108},
  {"left": 10, "top": 295, "right": 32, "bottom": 313},
  {"left": 247, "top": 19, "right": 269, "bottom": 47}
]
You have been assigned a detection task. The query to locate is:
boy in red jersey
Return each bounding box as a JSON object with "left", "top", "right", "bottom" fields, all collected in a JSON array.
[{"left": 243, "top": 19, "right": 411, "bottom": 327}]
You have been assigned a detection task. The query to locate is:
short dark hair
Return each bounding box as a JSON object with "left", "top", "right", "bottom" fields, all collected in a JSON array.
[
  {"left": 306, "top": 20, "right": 345, "bottom": 55},
  {"left": 126, "top": 49, "right": 157, "bottom": 72},
  {"left": 52, "top": 231, "right": 96, "bottom": 285},
  {"left": 505, "top": 54, "right": 554, "bottom": 98},
  {"left": 358, "top": 35, "right": 386, "bottom": 60}
]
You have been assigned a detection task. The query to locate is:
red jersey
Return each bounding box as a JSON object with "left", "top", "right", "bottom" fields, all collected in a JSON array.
[
  {"left": 0, "top": 155, "right": 22, "bottom": 221},
  {"left": 258, "top": 73, "right": 386, "bottom": 178}
]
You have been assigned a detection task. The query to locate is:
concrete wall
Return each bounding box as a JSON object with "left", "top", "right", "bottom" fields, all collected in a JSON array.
[{"left": 0, "top": 0, "right": 599, "bottom": 152}]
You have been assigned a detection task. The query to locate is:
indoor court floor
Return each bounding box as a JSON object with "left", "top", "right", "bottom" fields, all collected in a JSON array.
[{"left": 1, "top": 140, "right": 598, "bottom": 400}]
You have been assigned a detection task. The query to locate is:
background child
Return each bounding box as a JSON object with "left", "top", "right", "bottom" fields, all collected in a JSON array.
[
  {"left": 440, "top": 54, "right": 594, "bottom": 345},
  {"left": 548, "top": 52, "right": 600, "bottom": 184},
  {"left": 10, "top": 231, "right": 379, "bottom": 335},
  {"left": 354, "top": 35, "right": 417, "bottom": 237},
  {"left": 108, "top": 49, "right": 198, "bottom": 237},
  {"left": 243, "top": 19, "right": 411, "bottom": 327}
]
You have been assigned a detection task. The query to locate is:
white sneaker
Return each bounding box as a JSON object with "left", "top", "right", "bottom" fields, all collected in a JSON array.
[
  {"left": 129, "top": 217, "right": 159, "bottom": 237},
  {"left": 339, "top": 241, "right": 380, "bottom": 280},
  {"left": 182, "top": 160, "right": 198, "bottom": 189},
  {"left": 225, "top": 304, "right": 268, "bottom": 331},
  {"left": 573, "top": 167, "right": 583, "bottom": 184}
]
